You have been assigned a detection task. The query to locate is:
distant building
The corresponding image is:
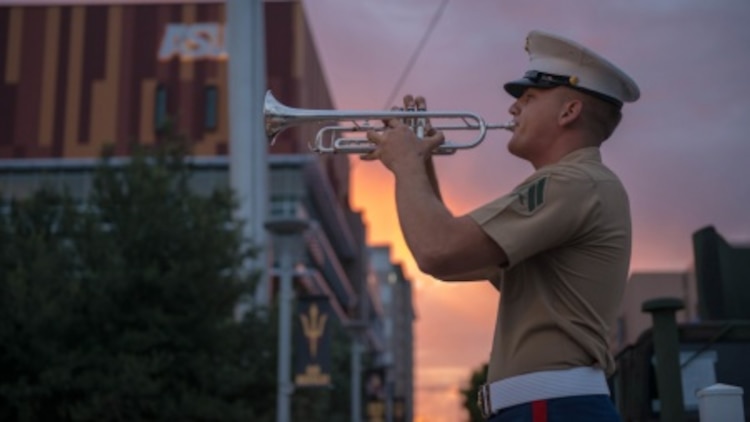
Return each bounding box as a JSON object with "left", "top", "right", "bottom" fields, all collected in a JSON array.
[
  {"left": 614, "top": 225, "right": 750, "bottom": 352},
  {"left": 614, "top": 271, "right": 699, "bottom": 351},
  {"left": 691, "top": 225, "right": 750, "bottom": 321},
  {"left": 369, "top": 246, "right": 416, "bottom": 422}
]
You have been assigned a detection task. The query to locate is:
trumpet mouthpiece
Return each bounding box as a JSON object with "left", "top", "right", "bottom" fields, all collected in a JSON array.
[{"left": 488, "top": 121, "right": 516, "bottom": 131}]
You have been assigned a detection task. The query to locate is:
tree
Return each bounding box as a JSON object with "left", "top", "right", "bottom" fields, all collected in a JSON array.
[
  {"left": 460, "top": 362, "right": 488, "bottom": 422},
  {"left": 0, "top": 141, "right": 276, "bottom": 421},
  {"left": 0, "top": 139, "right": 366, "bottom": 422}
]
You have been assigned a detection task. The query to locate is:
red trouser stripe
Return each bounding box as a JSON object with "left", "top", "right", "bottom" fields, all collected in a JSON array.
[{"left": 531, "top": 400, "right": 548, "bottom": 422}]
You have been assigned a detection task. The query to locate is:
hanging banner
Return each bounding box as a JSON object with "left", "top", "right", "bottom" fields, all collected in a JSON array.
[{"left": 294, "top": 295, "right": 332, "bottom": 388}]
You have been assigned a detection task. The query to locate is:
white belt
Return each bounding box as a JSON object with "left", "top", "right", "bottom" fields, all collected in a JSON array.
[{"left": 477, "top": 367, "right": 610, "bottom": 419}]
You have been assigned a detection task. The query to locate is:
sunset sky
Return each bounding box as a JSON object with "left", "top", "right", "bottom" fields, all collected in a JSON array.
[
  {"left": 302, "top": 1, "right": 750, "bottom": 420},
  {"left": 4, "top": 0, "right": 750, "bottom": 421}
]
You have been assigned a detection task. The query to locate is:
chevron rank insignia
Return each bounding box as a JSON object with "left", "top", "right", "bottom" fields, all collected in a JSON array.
[{"left": 513, "top": 176, "right": 548, "bottom": 214}]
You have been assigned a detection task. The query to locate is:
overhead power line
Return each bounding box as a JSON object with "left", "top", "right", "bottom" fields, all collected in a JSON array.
[{"left": 382, "top": 0, "right": 450, "bottom": 109}]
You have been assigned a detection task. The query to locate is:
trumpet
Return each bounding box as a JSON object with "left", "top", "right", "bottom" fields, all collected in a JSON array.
[{"left": 264, "top": 90, "right": 515, "bottom": 155}]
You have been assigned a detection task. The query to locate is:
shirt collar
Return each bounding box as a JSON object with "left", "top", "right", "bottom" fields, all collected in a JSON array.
[{"left": 559, "top": 146, "right": 602, "bottom": 163}]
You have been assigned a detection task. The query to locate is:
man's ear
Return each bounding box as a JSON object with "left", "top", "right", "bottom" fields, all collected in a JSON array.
[{"left": 558, "top": 99, "right": 582, "bottom": 127}]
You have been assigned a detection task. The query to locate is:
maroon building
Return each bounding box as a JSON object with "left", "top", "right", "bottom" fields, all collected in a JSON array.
[{"left": 0, "top": 2, "right": 415, "bottom": 419}]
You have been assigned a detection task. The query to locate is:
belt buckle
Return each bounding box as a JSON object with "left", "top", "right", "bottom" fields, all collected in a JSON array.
[{"left": 477, "top": 383, "right": 493, "bottom": 419}]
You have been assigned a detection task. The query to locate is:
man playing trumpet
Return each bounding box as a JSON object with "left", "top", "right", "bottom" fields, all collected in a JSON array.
[{"left": 363, "top": 30, "right": 639, "bottom": 422}]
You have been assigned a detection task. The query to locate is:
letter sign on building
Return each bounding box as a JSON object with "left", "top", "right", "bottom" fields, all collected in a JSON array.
[{"left": 158, "top": 23, "right": 228, "bottom": 61}]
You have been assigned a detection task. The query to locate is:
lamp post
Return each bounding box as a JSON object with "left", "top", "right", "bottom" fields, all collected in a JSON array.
[
  {"left": 226, "top": 0, "right": 269, "bottom": 304},
  {"left": 266, "top": 213, "right": 309, "bottom": 422}
]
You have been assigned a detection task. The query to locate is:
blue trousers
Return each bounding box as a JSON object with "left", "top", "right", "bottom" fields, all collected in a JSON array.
[{"left": 486, "top": 395, "right": 621, "bottom": 422}]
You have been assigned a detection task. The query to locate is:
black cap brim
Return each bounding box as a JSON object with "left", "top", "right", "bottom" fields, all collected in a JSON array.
[{"left": 503, "top": 77, "right": 560, "bottom": 99}]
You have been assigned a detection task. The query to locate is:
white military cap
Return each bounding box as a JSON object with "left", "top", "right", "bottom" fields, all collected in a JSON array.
[{"left": 504, "top": 30, "right": 640, "bottom": 108}]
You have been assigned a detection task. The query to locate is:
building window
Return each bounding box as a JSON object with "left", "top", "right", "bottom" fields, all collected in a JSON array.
[
  {"left": 205, "top": 86, "right": 218, "bottom": 131},
  {"left": 155, "top": 84, "right": 168, "bottom": 132}
]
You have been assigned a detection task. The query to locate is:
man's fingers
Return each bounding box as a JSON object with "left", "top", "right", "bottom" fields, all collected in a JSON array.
[
  {"left": 367, "top": 129, "right": 383, "bottom": 144},
  {"left": 361, "top": 131, "right": 382, "bottom": 161},
  {"left": 415, "top": 95, "right": 432, "bottom": 130},
  {"left": 384, "top": 106, "right": 402, "bottom": 128},
  {"left": 402, "top": 95, "right": 416, "bottom": 128},
  {"left": 415, "top": 96, "right": 427, "bottom": 111},
  {"left": 360, "top": 149, "right": 381, "bottom": 161},
  {"left": 422, "top": 131, "right": 446, "bottom": 152},
  {"left": 425, "top": 123, "right": 437, "bottom": 136},
  {"left": 403, "top": 94, "right": 415, "bottom": 110},
  {"left": 360, "top": 151, "right": 379, "bottom": 161}
]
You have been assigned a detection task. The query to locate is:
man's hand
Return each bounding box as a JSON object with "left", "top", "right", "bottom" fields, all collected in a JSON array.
[{"left": 360, "top": 94, "right": 445, "bottom": 173}]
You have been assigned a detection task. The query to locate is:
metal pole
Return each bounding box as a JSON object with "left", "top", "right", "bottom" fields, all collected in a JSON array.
[
  {"left": 351, "top": 335, "right": 362, "bottom": 422},
  {"left": 642, "top": 297, "right": 686, "bottom": 422},
  {"left": 276, "top": 236, "right": 294, "bottom": 422},
  {"left": 227, "top": 0, "right": 268, "bottom": 304},
  {"left": 266, "top": 218, "right": 308, "bottom": 422}
]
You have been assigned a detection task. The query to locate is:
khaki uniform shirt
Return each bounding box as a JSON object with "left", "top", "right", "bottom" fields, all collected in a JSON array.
[{"left": 469, "top": 147, "right": 631, "bottom": 383}]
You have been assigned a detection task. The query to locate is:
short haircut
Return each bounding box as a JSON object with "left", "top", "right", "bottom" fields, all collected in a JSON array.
[{"left": 578, "top": 93, "right": 622, "bottom": 143}]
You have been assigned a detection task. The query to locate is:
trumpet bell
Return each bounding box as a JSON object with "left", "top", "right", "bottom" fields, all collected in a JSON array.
[{"left": 264, "top": 91, "right": 298, "bottom": 144}]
